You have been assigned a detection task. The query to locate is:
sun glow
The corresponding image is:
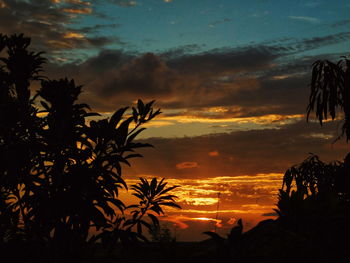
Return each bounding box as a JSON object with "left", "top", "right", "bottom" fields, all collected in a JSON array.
[{"left": 194, "top": 217, "right": 212, "bottom": 221}]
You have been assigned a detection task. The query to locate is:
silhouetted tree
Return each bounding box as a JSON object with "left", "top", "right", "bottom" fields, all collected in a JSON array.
[
  {"left": 0, "top": 34, "right": 180, "bottom": 262},
  {"left": 307, "top": 56, "right": 350, "bottom": 140},
  {"left": 275, "top": 154, "right": 350, "bottom": 262}
]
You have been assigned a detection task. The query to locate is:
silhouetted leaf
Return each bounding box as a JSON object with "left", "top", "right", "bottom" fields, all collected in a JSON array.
[
  {"left": 110, "top": 107, "right": 128, "bottom": 128},
  {"left": 203, "top": 231, "right": 224, "bottom": 241},
  {"left": 148, "top": 213, "right": 159, "bottom": 228},
  {"left": 126, "top": 128, "right": 146, "bottom": 144}
]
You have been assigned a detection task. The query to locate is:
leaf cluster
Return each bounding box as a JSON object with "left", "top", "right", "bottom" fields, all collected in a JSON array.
[
  {"left": 275, "top": 154, "right": 350, "bottom": 221},
  {"left": 307, "top": 56, "right": 350, "bottom": 140}
]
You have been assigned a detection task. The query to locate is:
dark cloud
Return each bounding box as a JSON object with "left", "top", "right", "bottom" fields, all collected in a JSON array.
[
  {"left": 278, "top": 32, "right": 350, "bottom": 55},
  {"left": 218, "top": 73, "right": 309, "bottom": 116},
  {"left": 160, "top": 44, "right": 204, "bottom": 60},
  {"left": 40, "top": 30, "right": 350, "bottom": 116},
  {"left": 85, "top": 36, "right": 125, "bottom": 47},
  {"left": 297, "top": 32, "right": 350, "bottom": 51},
  {"left": 167, "top": 45, "right": 278, "bottom": 74},
  {"left": 209, "top": 18, "right": 232, "bottom": 27},
  {"left": 99, "top": 53, "right": 179, "bottom": 97},
  {"left": 45, "top": 44, "right": 280, "bottom": 111},
  {"left": 46, "top": 51, "right": 181, "bottom": 109},
  {"left": 74, "top": 23, "right": 120, "bottom": 34},
  {"left": 256, "top": 32, "right": 350, "bottom": 55},
  {"left": 331, "top": 19, "right": 350, "bottom": 28}
]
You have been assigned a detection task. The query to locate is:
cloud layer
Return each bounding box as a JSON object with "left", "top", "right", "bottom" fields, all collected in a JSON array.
[{"left": 42, "top": 31, "right": 350, "bottom": 120}]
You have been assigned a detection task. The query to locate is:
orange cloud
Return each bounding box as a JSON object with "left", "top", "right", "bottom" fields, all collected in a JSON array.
[
  {"left": 161, "top": 114, "right": 304, "bottom": 125},
  {"left": 47, "top": 40, "right": 75, "bottom": 49},
  {"left": 63, "top": 7, "right": 92, "bottom": 14},
  {"left": 209, "top": 150, "right": 219, "bottom": 156},
  {"left": 184, "top": 197, "right": 218, "bottom": 206},
  {"left": 227, "top": 217, "right": 237, "bottom": 225},
  {"left": 67, "top": 0, "right": 91, "bottom": 5},
  {"left": 64, "top": 32, "right": 85, "bottom": 39},
  {"left": 176, "top": 161, "right": 198, "bottom": 169}
]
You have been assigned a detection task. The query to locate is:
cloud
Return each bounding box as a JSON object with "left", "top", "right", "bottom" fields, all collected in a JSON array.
[
  {"left": 75, "top": 23, "right": 120, "bottom": 34},
  {"left": 258, "top": 32, "right": 350, "bottom": 55},
  {"left": 42, "top": 30, "right": 350, "bottom": 115},
  {"left": 288, "top": 16, "right": 320, "bottom": 23},
  {"left": 167, "top": 45, "right": 278, "bottom": 74},
  {"left": 0, "top": 0, "right": 124, "bottom": 60},
  {"left": 108, "top": 0, "right": 137, "bottom": 7},
  {"left": 208, "top": 151, "right": 219, "bottom": 157},
  {"left": 176, "top": 162, "right": 198, "bottom": 169},
  {"left": 72, "top": 45, "right": 280, "bottom": 110},
  {"left": 250, "top": 11, "right": 270, "bottom": 17},
  {"left": 331, "top": 19, "right": 350, "bottom": 28},
  {"left": 295, "top": 32, "right": 350, "bottom": 52},
  {"left": 302, "top": 2, "right": 320, "bottom": 7},
  {"left": 62, "top": 7, "right": 92, "bottom": 14},
  {"left": 160, "top": 44, "right": 204, "bottom": 59},
  {"left": 208, "top": 18, "right": 232, "bottom": 28},
  {"left": 106, "top": 0, "right": 169, "bottom": 6},
  {"left": 64, "top": 32, "right": 85, "bottom": 39}
]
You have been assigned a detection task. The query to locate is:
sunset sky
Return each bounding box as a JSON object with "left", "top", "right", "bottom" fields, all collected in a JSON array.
[{"left": 1, "top": 0, "right": 350, "bottom": 240}]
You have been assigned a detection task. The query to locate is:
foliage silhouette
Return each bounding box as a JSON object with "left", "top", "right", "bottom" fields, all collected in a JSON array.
[
  {"left": 200, "top": 56, "right": 350, "bottom": 263},
  {"left": 272, "top": 56, "right": 350, "bottom": 261},
  {"left": 0, "top": 34, "right": 180, "bottom": 262},
  {"left": 307, "top": 56, "right": 350, "bottom": 140},
  {"left": 272, "top": 55, "right": 350, "bottom": 261}
]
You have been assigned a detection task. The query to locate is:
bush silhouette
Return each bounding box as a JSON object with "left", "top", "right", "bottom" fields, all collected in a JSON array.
[{"left": 0, "top": 34, "right": 180, "bottom": 262}]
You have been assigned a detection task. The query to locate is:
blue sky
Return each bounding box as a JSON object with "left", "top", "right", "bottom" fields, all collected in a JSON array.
[{"left": 70, "top": 0, "right": 350, "bottom": 54}]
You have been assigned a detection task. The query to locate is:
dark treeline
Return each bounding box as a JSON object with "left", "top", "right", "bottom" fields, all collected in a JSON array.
[{"left": 1, "top": 33, "right": 350, "bottom": 263}]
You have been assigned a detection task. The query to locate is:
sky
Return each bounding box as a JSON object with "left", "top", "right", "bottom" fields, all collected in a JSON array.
[{"left": 1, "top": 0, "right": 350, "bottom": 240}]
